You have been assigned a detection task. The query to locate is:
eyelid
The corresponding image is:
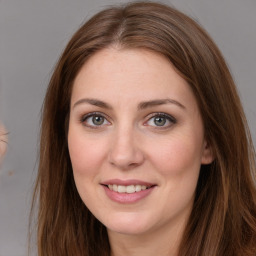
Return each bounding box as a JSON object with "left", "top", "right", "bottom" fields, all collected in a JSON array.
[
  {"left": 79, "top": 111, "right": 176, "bottom": 129},
  {"left": 144, "top": 112, "right": 176, "bottom": 128},
  {"left": 80, "top": 111, "right": 111, "bottom": 127}
]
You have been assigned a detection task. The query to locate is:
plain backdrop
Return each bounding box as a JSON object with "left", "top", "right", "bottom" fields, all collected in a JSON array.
[{"left": 0, "top": 0, "right": 255, "bottom": 255}]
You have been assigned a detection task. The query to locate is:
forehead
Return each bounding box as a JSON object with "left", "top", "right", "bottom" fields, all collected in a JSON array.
[{"left": 71, "top": 47, "right": 197, "bottom": 110}]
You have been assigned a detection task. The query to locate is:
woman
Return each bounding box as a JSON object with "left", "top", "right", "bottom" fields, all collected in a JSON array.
[{"left": 31, "top": 2, "right": 256, "bottom": 255}]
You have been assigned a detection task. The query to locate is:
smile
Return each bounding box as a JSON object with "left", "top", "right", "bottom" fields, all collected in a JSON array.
[
  {"left": 101, "top": 180, "right": 156, "bottom": 203},
  {"left": 108, "top": 184, "right": 152, "bottom": 193}
]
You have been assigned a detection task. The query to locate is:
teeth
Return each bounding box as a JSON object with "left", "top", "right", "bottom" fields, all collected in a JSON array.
[
  {"left": 108, "top": 184, "right": 150, "bottom": 193},
  {"left": 126, "top": 185, "right": 135, "bottom": 194},
  {"left": 135, "top": 185, "right": 141, "bottom": 192},
  {"left": 117, "top": 185, "right": 126, "bottom": 193},
  {"left": 141, "top": 185, "right": 147, "bottom": 190},
  {"left": 113, "top": 184, "right": 118, "bottom": 191}
]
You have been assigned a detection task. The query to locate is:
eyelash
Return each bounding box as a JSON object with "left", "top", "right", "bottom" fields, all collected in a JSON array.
[
  {"left": 145, "top": 112, "right": 176, "bottom": 129},
  {"left": 80, "top": 112, "right": 176, "bottom": 129},
  {"left": 80, "top": 112, "right": 111, "bottom": 128}
]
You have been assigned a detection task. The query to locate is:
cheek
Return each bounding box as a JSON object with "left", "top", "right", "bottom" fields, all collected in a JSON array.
[
  {"left": 147, "top": 133, "right": 204, "bottom": 218},
  {"left": 68, "top": 131, "right": 107, "bottom": 177},
  {"left": 67, "top": 130, "right": 108, "bottom": 206},
  {"left": 148, "top": 132, "right": 204, "bottom": 177}
]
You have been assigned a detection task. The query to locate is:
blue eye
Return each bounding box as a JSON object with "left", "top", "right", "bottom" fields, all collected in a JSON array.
[
  {"left": 146, "top": 113, "right": 176, "bottom": 128},
  {"left": 81, "top": 113, "right": 110, "bottom": 127}
]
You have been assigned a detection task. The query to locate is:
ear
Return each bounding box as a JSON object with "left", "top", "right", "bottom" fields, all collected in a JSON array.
[{"left": 201, "top": 140, "right": 214, "bottom": 164}]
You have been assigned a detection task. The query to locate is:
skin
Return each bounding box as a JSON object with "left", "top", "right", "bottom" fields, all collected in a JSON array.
[
  {"left": 0, "top": 124, "right": 7, "bottom": 162},
  {"left": 68, "top": 47, "right": 213, "bottom": 256}
]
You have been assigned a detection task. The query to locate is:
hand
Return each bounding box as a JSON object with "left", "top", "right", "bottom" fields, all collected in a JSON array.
[{"left": 0, "top": 124, "right": 8, "bottom": 160}]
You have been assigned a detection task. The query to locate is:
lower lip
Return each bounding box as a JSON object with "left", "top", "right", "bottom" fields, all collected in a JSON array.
[{"left": 103, "top": 186, "right": 155, "bottom": 204}]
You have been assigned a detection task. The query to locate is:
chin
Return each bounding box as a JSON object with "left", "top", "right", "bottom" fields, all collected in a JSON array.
[
  {"left": 101, "top": 212, "right": 153, "bottom": 236},
  {"left": 107, "top": 224, "right": 150, "bottom": 236}
]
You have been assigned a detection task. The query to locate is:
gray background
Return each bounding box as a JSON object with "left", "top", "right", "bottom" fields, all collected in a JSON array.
[{"left": 0, "top": 0, "right": 255, "bottom": 255}]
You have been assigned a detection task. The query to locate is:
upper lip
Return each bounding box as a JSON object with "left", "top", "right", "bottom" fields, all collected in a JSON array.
[{"left": 101, "top": 179, "right": 156, "bottom": 187}]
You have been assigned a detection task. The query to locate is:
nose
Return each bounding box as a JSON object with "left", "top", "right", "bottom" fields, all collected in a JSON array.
[{"left": 108, "top": 127, "right": 144, "bottom": 170}]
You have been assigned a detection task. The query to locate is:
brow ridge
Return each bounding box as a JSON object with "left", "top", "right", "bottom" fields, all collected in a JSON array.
[
  {"left": 73, "top": 98, "right": 112, "bottom": 109},
  {"left": 138, "top": 98, "right": 185, "bottom": 110},
  {"left": 73, "top": 98, "right": 185, "bottom": 110}
]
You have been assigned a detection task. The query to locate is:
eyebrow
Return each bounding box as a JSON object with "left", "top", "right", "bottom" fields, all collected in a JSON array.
[
  {"left": 138, "top": 98, "right": 186, "bottom": 110},
  {"left": 73, "top": 98, "right": 112, "bottom": 110},
  {"left": 72, "top": 98, "right": 185, "bottom": 110}
]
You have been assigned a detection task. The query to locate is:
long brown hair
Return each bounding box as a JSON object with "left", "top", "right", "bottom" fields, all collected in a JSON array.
[{"left": 31, "top": 2, "right": 256, "bottom": 255}]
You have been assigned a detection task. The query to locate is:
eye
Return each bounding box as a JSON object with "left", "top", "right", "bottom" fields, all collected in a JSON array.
[
  {"left": 80, "top": 112, "right": 110, "bottom": 127},
  {"left": 145, "top": 113, "right": 176, "bottom": 128}
]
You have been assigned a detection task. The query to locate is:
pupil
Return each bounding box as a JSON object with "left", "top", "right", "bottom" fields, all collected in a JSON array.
[
  {"left": 154, "top": 117, "right": 166, "bottom": 126},
  {"left": 93, "top": 116, "right": 104, "bottom": 125}
]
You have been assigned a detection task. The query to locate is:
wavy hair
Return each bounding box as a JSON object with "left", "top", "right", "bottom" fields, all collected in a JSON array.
[{"left": 31, "top": 2, "right": 256, "bottom": 255}]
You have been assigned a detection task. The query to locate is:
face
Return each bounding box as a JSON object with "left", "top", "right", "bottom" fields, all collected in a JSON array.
[{"left": 68, "top": 48, "right": 213, "bottom": 238}]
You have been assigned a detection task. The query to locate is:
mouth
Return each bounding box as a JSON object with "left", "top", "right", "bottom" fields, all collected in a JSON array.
[
  {"left": 104, "top": 184, "right": 155, "bottom": 194},
  {"left": 101, "top": 179, "right": 157, "bottom": 203}
]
